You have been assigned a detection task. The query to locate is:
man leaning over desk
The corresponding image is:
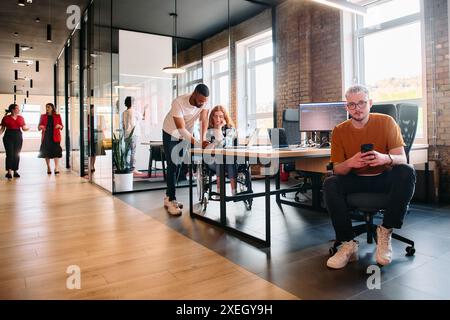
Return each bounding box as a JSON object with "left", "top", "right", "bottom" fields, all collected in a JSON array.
[{"left": 162, "top": 84, "right": 210, "bottom": 216}]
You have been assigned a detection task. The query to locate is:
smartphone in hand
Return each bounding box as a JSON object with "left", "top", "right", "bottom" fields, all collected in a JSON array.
[{"left": 361, "top": 143, "right": 374, "bottom": 153}]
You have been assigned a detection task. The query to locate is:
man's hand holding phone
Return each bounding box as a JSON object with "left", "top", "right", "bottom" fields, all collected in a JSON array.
[{"left": 360, "top": 143, "right": 390, "bottom": 167}]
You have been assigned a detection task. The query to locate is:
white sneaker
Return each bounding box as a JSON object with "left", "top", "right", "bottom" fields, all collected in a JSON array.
[
  {"left": 166, "top": 200, "right": 182, "bottom": 216},
  {"left": 327, "top": 241, "right": 359, "bottom": 269},
  {"left": 164, "top": 196, "right": 183, "bottom": 209},
  {"left": 376, "top": 225, "right": 393, "bottom": 266}
]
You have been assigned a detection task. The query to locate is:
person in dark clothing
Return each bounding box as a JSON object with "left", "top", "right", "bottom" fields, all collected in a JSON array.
[
  {"left": 0, "top": 103, "right": 29, "bottom": 180},
  {"left": 38, "top": 103, "right": 63, "bottom": 175}
]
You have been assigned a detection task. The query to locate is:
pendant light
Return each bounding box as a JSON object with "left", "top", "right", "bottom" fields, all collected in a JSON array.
[
  {"left": 18, "top": 0, "right": 25, "bottom": 7},
  {"left": 14, "top": 70, "right": 18, "bottom": 80},
  {"left": 15, "top": 43, "right": 20, "bottom": 57},
  {"left": 47, "top": 0, "right": 52, "bottom": 42},
  {"left": 30, "top": 79, "right": 33, "bottom": 88},
  {"left": 36, "top": 60, "right": 40, "bottom": 72},
  {"left": 26, "top": 90, "right": 29, "bottom": 98},
  {"left": 162, "top": 0, "right": 185, "bottom": 74}
]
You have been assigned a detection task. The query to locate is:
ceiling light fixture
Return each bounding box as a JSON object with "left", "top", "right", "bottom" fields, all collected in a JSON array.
[
  {"left": 162, "top": 0, "right": 185, "bottom": 74},
  {"left": 14, "top": 85, "right": 17, "bottom": 93},
  {"left": 18, "top": 0, "right": 25, "bottom": 7},
  {"left": 27, "top": 0, "right": 33, "bottom": 3},
  {"left": 35, "top": 17, "right": 40, "bottom": 22},
  {"left": 47, "top": 24, "right": 52, "bottom": 42},
  {"left": 36, "top": 60, "right": 40, "bottom": 72},
  {"left": 47, "top": 0, "right": 52, "bottom": 42},
  {"left": 30, "top": 79, "right": 33, "bottom": 88},
  {"left": 311, "top": 0, "right": 367, "bottom": 16},
  {"left": 13, "top": 58, "right": 33, "bottom": 65},
  {"left": 15, "top": 43, "right": 20, "bottom": 57},
  {"left": 15, "top": 70, "right": 18, "bottom": 80},
  {"left": 14, "top": 32, "right": 19, "bottom": 37},
  {"left": 26, "top": 91, "right": 29, "bottom": 98},
  {"left": 20, "top": 45, "right": 33, "bottom": 51}
]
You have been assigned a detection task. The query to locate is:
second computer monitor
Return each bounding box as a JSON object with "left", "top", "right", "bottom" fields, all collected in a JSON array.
[{"left": 299, "top": 102, "right": 348, "bottom": 132}]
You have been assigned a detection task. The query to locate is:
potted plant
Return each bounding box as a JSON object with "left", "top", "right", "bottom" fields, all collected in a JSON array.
[{"left": 112, "top": 126, "right": 135, "bottom": 192}]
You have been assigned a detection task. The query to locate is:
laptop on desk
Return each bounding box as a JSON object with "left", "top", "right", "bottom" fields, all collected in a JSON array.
[{"left": 268, "top": 128, "right": 304, "bottom": 150}]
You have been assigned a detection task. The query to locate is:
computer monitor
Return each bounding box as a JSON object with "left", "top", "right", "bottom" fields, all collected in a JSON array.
[{"left": 298, "top": 102, "right": 348, "bottom": 132}]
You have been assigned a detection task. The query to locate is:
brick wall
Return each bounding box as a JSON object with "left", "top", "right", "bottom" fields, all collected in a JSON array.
[
  {"left": 424, "top": 0, "right": 450, "bottom": 202},
  {"left": 275, "top": 0, "right": 342, "bottom": 127}
]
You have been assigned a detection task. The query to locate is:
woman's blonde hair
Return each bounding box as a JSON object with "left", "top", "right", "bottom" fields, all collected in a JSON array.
[{"left": 208, "top": 105, "right": 234, "bottom": 129}]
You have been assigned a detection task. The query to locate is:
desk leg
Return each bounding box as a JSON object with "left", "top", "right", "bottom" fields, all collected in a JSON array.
[
  {"left": 220, "top": 163, "right": 226, "bottom": 225},
  {"left": 265, "top": 170, "right": 271, "bottom": 247},
  {"left": 189, "top": 155, "right": 193, "bottom": 217},
  {"left": 311, "top": 173, "right": 322, "bottom": 210},
  {"left": 275, "top": 168, "right": 281, "bottom": 206},
  {"left": 425, "top": 162, "right": 430, "bottom": 203}
]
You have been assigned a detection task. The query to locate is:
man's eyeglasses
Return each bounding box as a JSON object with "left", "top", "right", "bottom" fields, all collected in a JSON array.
[{"left": 346, "top": 100, "right": 368, "bottom": 110}]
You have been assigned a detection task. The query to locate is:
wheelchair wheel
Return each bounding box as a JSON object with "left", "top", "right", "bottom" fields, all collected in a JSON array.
[{"left": 244, "top": 198, "right": 253, "bottom": 210}]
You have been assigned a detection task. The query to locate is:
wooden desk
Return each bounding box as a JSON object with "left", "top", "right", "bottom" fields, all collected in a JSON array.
[
  {"left": 189, "top": 146, "right": 329, "bottom": 247},
  {"left": 294, "top": 144, "right": 429, "bottom": 173}
]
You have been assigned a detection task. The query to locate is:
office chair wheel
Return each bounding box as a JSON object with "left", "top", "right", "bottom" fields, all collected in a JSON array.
[{"left": 405, "top": 246, "right": 415, "bottom": 256}]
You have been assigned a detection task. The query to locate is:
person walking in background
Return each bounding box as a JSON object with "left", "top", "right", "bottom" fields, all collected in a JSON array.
[
  {"left": 0, "top": 103, "right": 29, "bottom": 180},
  {"left": 38, "top": 103, "right": 63, "bottom": 175},
  {"left": 122, "top": 96, "right": 145, "bottom": 176}
]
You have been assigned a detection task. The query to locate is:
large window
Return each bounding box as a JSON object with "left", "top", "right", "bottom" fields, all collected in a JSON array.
[
  {"left": 204, "top": 49, "right": 229, "bottom": 108},
  {"left": 20, "top": 104, "right": 41, "bottom": 139},
  {"left": 236, "top": 30, "right": 273, "bottom": 138},
  {"left": 178, "top": 61, "right": 202, "bottom": 95},
  {"left": 355, "top": 0, "right": 424, "bottom": 138}
]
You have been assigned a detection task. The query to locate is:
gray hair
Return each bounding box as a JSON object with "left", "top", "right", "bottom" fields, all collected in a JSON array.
[{"left": 345, "top": 84, "right": 369, "bottom": 99}]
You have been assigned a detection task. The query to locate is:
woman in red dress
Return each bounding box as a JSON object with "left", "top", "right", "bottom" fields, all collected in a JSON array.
[
  {"left": 38, "top": 103, "right": 63, "bottom": 175},
  {"left": 0, "top": 104, "right": 29, "bottom": 180}
]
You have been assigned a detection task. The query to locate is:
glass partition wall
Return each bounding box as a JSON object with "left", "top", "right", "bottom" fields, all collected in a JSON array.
[{"left": 56, "top": 0, "right": 275, "bottom": 194}]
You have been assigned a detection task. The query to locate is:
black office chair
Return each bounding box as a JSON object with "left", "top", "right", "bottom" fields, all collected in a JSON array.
[
  {"left": 397, "top": 103, "right": 419, "bottom": 163},
  {"left": 280, "top": 109, "right": 313, "bottom": 201},
  {"left": 148, "top": 144, "right": 166, "bottom": 180},
  {"left": 370, "top": 103, "right": 398, "bottom": 121},
  {"left": 329, "top": 103, "right": 416, "bottom": 258}
]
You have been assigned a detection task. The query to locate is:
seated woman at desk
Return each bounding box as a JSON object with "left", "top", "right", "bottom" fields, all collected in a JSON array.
[{"left": 206, "top": 105, "right": 237, "bottom": 198}]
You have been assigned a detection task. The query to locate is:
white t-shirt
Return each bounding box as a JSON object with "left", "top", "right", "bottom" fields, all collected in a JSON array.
[
  {"left": 122, "top": 108, "right": 143, "bottom": 137},
  {"left": 162, "top": 94, "right": 209, "bottom": 139}
]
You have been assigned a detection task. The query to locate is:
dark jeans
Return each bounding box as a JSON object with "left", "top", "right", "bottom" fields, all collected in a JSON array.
[
  {"left": 162, "top": 130, "right": 187, "bottom": 201},
  {"left": 3, "top": 130, "right": 23, "bottom": 171},
  {"left": 323, "top": 164, "right": 416, "bottom": 241}
]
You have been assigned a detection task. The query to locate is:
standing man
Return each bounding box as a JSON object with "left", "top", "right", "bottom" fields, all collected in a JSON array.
[
  {"left": 122, "top": 96, "right": 145, "bottom": 175},
  {"left": 162, "top": 84, "right": 210, "bottom": 216},
  {"left": 323, "top": 84, "right": 416, "bottom": 269}
]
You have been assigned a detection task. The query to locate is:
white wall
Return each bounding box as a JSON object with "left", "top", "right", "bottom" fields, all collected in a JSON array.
[{"left": 118, "top": 30, "right": 173, "bottom": 171}]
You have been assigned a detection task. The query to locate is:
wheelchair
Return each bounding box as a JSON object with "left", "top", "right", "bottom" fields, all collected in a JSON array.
[{"left": 196, "top": 161, "right": 253, "bottom": 212}]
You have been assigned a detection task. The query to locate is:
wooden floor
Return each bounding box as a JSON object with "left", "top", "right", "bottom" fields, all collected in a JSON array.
[{"left": 0, "top": 153, "right": 297, "bottom": 300}]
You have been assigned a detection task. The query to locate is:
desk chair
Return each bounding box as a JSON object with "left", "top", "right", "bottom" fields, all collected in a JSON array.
[
  {"left": 148, "top": 144, "right": 166, "bottom": 180},
  {"left": 371, "top": 103, "right": 398, "bottom": 121},
  {"left": 397, "top": 103, "right": 418, "bottom": 163},
  {"left": 330, "top": 103, "right": 416, "bottom": 258}
]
